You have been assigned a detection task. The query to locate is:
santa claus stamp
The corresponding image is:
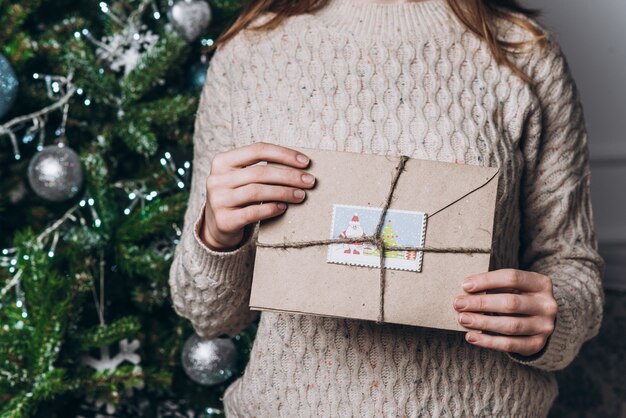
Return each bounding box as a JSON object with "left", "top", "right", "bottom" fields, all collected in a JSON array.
[{"left": 327, "top": 204, "right": 427, "bottom": 272}]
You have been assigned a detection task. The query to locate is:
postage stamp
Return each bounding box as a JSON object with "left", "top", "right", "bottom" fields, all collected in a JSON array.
[{"left": 326, "top": 204, "right": 427, "bottom": 272}]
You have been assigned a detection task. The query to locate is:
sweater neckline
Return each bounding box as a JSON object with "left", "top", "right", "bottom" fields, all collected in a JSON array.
[{"left": 309, "top": 0, "right": 455, "bottom": 40}]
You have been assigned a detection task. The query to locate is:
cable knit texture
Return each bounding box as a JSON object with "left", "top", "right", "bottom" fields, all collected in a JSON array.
[{"left": 168, "top": 0, "right": 605, "bottom": 415}]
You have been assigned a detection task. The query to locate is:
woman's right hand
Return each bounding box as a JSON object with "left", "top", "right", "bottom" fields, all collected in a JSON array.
[{"left": 200, "top": 142, "right": 316, "bottom": 251}]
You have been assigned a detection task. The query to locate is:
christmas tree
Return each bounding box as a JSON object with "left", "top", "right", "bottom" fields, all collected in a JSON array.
[
  {"left": 365, "top": 219, "right": 407, "bottom": 259},
  {"left": 0, "top": 1, "right": 257, "bottom": 416},
  {"left": 379, "top": 219, "right": 400, "bottom": 258}
]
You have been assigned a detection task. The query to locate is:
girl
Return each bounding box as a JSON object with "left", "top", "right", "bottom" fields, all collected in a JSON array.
[{"left": 168, "top": 0, "right": 605, "bottom": 416}]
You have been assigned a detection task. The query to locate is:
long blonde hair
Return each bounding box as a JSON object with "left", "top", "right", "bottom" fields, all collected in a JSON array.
[{"left": 207, "top": 0, "right": 547, "bottom": 83}]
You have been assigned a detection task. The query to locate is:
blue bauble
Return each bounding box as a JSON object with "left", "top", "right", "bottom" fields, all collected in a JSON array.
[
  {"left": 0, "top": 54, "right": 19, "bottom": 120},
  {"left": 189, "top": 59, "right": 210, "bottom": 91}
]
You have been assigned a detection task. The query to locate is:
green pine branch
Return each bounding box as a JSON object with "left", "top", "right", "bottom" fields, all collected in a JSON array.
[
  {"left": 116, "top": 193, "right": 187, "bottom": 243},
  {"left": 77, "top": 317, "right": 141, "bottom": 351},
  {"left": 0, "top": 1, "right": 42, "bottom": 57},
  {"left": 0, "top": 230, "right": 89, "bottom": 417},
  {"left": 121, "top": 31, "right": 188, "bottom": 104}
]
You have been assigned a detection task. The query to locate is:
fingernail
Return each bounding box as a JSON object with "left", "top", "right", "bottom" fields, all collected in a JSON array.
[
  {"left": 277, "top": 203, "right": 287, "bottom": 210},
  {"left": 454, "top": 298, "right": 467, "bottom": 310},
  {"left": 466, "top": 333, "right": 478, "bottom": 343},
  {"left": 296, "top": 154, "right": 309, "bottom": 164},
  {"left": 302, "top": 174, "right": 315, "bottom": 184},
  {"left": 462, "top": 279, "right": 474, "bottom": 291},
  {"left": 459, "top": 313, "right": 472, "bottom": 325},
  {"left": 294, "top": 189, "right": 305, "bottom": 199}
]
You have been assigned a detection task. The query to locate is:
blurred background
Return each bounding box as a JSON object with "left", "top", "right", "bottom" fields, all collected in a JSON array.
[{"left": 0, "top": 0, "right": 623, "bottom": 417}]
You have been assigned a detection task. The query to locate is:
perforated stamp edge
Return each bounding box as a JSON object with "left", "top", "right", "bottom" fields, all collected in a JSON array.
[{"left": 326, "top": 204, "right": 428, "bottom": 273}]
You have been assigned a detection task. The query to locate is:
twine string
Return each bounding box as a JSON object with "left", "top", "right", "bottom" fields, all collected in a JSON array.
[{"left": 254, "top": 156, "right": 492, "bottom": 324}]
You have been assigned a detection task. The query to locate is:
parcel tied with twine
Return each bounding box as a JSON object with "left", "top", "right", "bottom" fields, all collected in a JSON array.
[{"left": 249, "top": 147, "right": 500, "bottom": 332}]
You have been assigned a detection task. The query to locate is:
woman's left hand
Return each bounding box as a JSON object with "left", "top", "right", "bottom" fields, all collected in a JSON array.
[{"left": 453, "top": 268, "right": 558, "bottom": 356}]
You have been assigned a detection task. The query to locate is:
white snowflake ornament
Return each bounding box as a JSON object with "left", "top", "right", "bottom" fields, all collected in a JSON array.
[
  {"left": 82, "top": 338, "right": 141, "bottom": 371},
  {"left": 81, "top": 339, "right": 145, "bottom": 414},
  {"left": 95, "top": 23, "right": 159, "bottom": 76}
]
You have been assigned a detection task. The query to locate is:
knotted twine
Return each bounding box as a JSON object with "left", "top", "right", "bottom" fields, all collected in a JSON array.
[{"left": 254, "top": 156, "right": 493, "bottom": 324}]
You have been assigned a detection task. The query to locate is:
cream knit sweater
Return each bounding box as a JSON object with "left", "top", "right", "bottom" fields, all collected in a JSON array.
[{"left": 168, "top": 0, "right": 605, "bottom": 415}]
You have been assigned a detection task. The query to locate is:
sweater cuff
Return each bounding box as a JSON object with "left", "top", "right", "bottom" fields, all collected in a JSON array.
[
  {"left": 506, "top": 282, "right": 573, "bottom": 371},
  {"left": 182, "top": 201, "right": 255, "bottom": 288}
]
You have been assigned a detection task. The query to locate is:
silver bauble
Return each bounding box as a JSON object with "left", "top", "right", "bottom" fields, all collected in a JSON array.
[
  {"left": 0, "top": 53, "right": 19, "bottom": 119},
  {"left": 168, "top": 0, "right": 212, "bottom": 42},
  {"left": 27, "top": 144, "right": 84, "bottom": 202},
  {"left": 181, "top": 334, "right": 238, "bottom": 386}
]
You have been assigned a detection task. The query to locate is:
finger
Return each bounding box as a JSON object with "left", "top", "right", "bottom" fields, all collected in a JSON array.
[
  {"left": 463, "top": 269, "right": 549, "bottom": 293},
  {"left": 485, "top": 288, "right": 522, "bottom": 295},
  {"left": 227, "top": 184, "right": 306, "bottom": 207},
  {"left": 465, "top": 332, "right": 548, "bottom": 356},
  {"left": 453, "top": 293, "right": 543, "bottom": 315},
  {"left": 216, "top": 142, "right": 310, "bottom": 170},
  {"left": 227, "top": 165, "right": 315, "bottom": 189},
  {"left": 230, "top": 202, "right": 288, "bottom": 229},
  {"left": 458, "top": 312, "right": 546, "bottom": 336}
]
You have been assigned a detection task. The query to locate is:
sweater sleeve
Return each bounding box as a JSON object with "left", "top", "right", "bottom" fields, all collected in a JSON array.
[
  {"left": 168, "top": 44, "right": 259, "bottom": 339},
  {"left": 506, "top": 36, "right": 605, "bottom": 371}
]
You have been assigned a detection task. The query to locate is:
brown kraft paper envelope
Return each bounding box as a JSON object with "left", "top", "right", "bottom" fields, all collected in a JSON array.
[{"left": 249, "top": 146, "right": 500, "bottom": 332}]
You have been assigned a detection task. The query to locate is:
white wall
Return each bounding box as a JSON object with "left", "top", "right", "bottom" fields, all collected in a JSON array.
[{"left": 524, "top": 0, "right": 626, "bottom": 289}]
